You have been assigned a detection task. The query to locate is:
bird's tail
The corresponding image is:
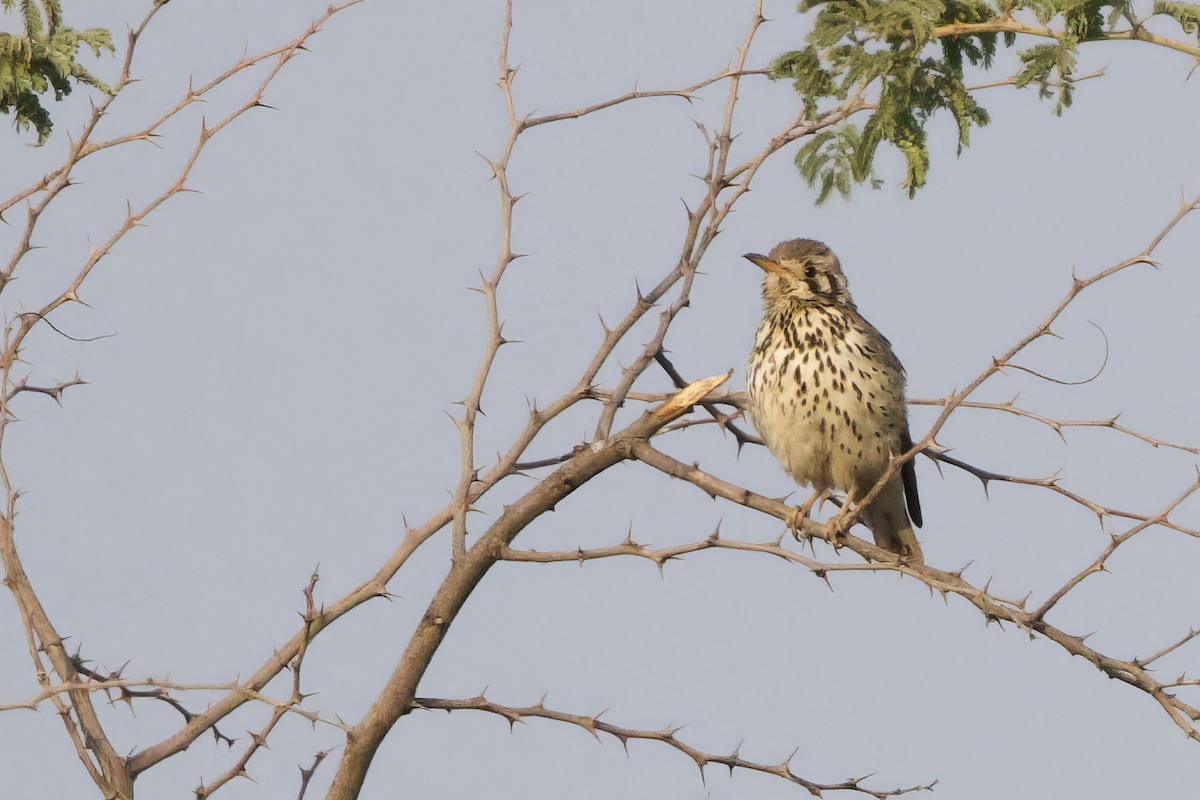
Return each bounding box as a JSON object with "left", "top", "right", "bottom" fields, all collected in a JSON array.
[{"left": 860, "top": 476, "right": 923, "bottom": 560}]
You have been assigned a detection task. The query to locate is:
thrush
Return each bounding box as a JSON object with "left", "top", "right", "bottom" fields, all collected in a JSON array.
[{"left": 744, "top": 239, "right": 923, "bottom": 559}]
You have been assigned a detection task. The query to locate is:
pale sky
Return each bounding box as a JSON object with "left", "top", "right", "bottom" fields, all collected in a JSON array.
[{"left": 2, "top": 1, "right": 1199, "bottom": 798}]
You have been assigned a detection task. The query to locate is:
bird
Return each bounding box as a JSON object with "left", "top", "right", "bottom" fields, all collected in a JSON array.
[{"left": 743, "top": 238, "right": 923, "bottom": 559}]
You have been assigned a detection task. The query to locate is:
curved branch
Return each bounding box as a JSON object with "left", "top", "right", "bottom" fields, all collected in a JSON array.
[
  {"left": 629, "top": 442, "right": 1200, "bottom": 743},
  {"left": 415, "top": 695, "right": 935, "bottom": 798},
  {"left": 324, "top": 374, "right": 729, "bottom": 799},
  {"left": 933, "top": 17, "right": 1200, "bottom": 59},
  {"left": 909, "top": 398, "right": 1200, "bottom": 456}
]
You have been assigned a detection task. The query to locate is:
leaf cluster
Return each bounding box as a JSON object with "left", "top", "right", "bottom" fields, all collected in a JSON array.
[
  {"left": 1, "top": 0, "right": 113, "bottom": 145},
  {"left": 775, "top": 0, "right": 1200, "bottom": 201}
]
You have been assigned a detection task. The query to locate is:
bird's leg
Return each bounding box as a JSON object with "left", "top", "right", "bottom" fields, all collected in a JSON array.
[
  {"left": 787, "top": 488, "right": 829, "bottom": 546},
  {"left": 824, "top": 488, "right": 860, "bottom": 549}
]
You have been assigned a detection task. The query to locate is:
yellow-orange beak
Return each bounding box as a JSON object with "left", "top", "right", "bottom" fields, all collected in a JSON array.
[{"left": 743, "top": 253, "right": 788, "bottom": 277}]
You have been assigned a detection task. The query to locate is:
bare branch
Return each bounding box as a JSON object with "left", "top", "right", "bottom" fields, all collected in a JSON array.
[
  {"left": 414, "top": 695, "right": 936, "bottom": 798},
  {"left": 654, "top": 351, "right": 760, "bottom": 449},
  {"left": 910, "top": 398, "right": 1200, "bottom": 456},
  {"left": 0, "top": 9, "right": 368, "bottom": 793},
  {"left": 1135, "top": 628, "right": 1200, "bottom": 669},
  {"left": 933, "top": 17, "right": 1200, "bottom": 59},
  {"left": 1029, "top": 477, "right": 1200, "bottom": 623},
  {"left": 822, "top": 192, "right": 1200, "bottom": 542},
  {"left": 522, "top": 69, "right": 771, "bottom": 129},
  {"left": 297, "top": 749, "right": 333, "bottom": 800},
  {"left": 501, "top": 531, "right": 892, "bottom": 578},
  {"left": 630, "top": 442, "right": 1200, "bottom": 743},
  {"left": 325, "top": 375, "right": 729, "bottom": 798}
]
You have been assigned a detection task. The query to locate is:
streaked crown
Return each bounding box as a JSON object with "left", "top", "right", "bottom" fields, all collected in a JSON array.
[{"left": 744, "top": 238, "right": 854, "bottom": 309}]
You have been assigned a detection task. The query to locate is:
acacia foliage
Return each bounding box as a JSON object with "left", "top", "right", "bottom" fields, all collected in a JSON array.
[
  {"left": 0, "top": 0, "right": 113, "bottom": 145},
  {"left": 775, "top": 0, "right": 1200, "bottom": 201}
]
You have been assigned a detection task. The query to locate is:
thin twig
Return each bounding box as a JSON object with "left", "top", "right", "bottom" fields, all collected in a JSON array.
[
  {"left": 629, "top": 441, "right": 1200, "bottom": 743},
  {"left": 909, "top": 398, "right": 1200, "bottom": 456},
  {"left": 414, "top": 695, "right": 936, "bottom": 798}
]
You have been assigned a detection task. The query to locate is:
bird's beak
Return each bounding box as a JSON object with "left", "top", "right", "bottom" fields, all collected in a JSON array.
[{"left": 743, "top": 253, "right": 788, "bottom": 277}]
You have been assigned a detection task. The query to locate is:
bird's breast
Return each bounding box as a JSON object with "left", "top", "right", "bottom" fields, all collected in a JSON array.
[{"left": 747, "top": 305, "right": 903, "bottom": 493}]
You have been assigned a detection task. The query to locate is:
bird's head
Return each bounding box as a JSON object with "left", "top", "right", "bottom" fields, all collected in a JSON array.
[{"left": 743, "top": 238, "right": 853, "bottom": 308}]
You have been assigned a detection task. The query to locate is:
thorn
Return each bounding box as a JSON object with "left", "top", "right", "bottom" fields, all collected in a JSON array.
[
  {"left": 474, "top": 151, "right": 500, "bottom": 178},
  {"left": 813, "top": 568, "right": 833, "bottom": 592},
  {"left": 726, "top": 740, "right": 743, "bottom": 775},
  {"left": 63, "top": 289, "right": 92, "bottom": 308}
]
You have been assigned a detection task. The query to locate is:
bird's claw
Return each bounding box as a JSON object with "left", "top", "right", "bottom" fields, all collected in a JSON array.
[
  {"left": 786, "top": 506, "right": 811, "bottom": 546},
  {"left": 824, "top": 512, "right": 850, "bottom": 551},
  {"left": 786, "top": 507, "right": 802, "bottom": 541},
  {"left": 787, "top": 489, "right": 828, "bottom": 547}
]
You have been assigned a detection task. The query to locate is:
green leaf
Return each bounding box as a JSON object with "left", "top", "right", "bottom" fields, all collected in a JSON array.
[
  {"left": 1015, "top": 40, "right": 1078, "bottom": 114},
  {"left": 795, "top": 126, "right": 882, "bottom": 204},
  {"left": 1154, "top": 0, "right": 1200, "bottom": 37},
  {"left": 0, "top": 0, "right": 112, "bottom": 144},
  {"left": 776, "top": 0, "right": 1182, "bottom": 202},
  {"left": 778, "top": 0, "right": 1003, "bottom": 200}
]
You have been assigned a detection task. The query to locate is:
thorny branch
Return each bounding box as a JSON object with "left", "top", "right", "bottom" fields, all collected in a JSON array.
[
  {"left": 617, "top": 195, "right": 1200, "bottom": 744},
  {"left": 0, "top": 4, "right": 364, "bottom": 798},
  {"left": 919, "top": 449, "right": 1200, "bottom": 538},
  {"left": 800, "top": 192, "right": 1200, "bottom": 552},
  {"left": 628, "top": 441, "right": 1200, "bottom": 743},
  {"left": 501, "top": 523, "right": 892, "bottom": 579},
  {"left": 0, "top": 674, "right": 347, "bottom": 732},
  {"left": 298, "top": 749, "right": 334, "bottom": 800},
  {"left": 326, "top": 1, "right": 897, "bottom": 792},
  {"left": 414, "top": 695, "right": 936, "bottom": 799},
  {"left": 655, "top": 351, "right": 760, "bottom": 449},
  {"left": 909, "top": 397, "right": 1200, "bottom": 456},
  {"left": 4, "top": 0, "right": 1200, "bottom": 797},
  {"left": 933, "top": 15, "right": 1200, "bottom": 60},
  {"left": 193, "top": 571, "right": 328, "bottom": 800}
]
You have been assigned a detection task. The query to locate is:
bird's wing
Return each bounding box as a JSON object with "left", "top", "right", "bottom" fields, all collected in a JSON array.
[
  {"left": 853, "top": 309, "right": 922, "bottom": 528},
  {"left": 848, "top": 310, "right": 905, "bottom": 376},
  {"left": 900, "top": 425, "right": 922, "bottom": 528}
]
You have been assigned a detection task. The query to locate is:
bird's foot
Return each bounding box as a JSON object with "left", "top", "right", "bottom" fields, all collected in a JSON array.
[
  {"left": 787, "top": 489, "right": 828, "bottom": 547},
  {"left": 897, "top": 541, "right": 924, "bottom": 564},
  {"left": 823, "top": 498, "right": 859, "bottom": 552},
  {"left": 785, "top": 507, "right": 808, "bottom": 545}
]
